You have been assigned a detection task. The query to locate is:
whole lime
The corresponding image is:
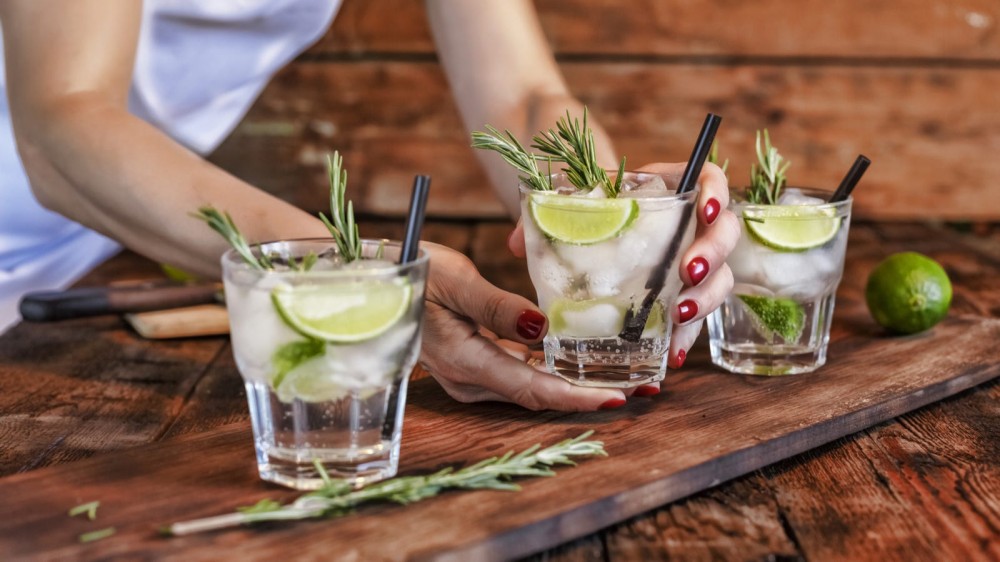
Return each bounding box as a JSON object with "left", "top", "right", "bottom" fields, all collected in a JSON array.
[{"left": 865, "top": 252, "right": 952, "bottom": 334}]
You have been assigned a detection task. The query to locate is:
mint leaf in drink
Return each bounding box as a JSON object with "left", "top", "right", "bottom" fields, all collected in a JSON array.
[
  {"left": 738, "top": 294, "right": 805, "bottom": 342},
  {"left": 270, "top": 339, "right": 325, "bottom": 389}
]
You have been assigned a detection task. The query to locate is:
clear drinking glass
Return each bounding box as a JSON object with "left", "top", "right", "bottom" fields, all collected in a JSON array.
[
  {"left": 519, "top": 171, "right": 698, "bottom": 388},
  {"left": 221, "top": 239, "right": 428, "bottom": 490},
  {"left": 708, "top": 188, "right": 852, "bottom": 375}
]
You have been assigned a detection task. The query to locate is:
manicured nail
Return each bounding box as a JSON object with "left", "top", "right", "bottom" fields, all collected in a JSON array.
[
  {"left": 516, "top": 309, "right": 546, "bottom": 340},
  {"left": 599, "top": 398, "right": 627, "bottom": 410},
  {"left": 676, "top": 348, "right": 687, "bottom": 368},
  {"left": 704, "top": 198, "right": 721, "bottom": 225},
  {"left": 687, "top": 257, "right": 709, "bottom": 286},
  {"left": 678, "top": 300, "right": 698, "bottom": 324},
  {"left": 633, "top": 385, "right": 660, "bottom": 397}
]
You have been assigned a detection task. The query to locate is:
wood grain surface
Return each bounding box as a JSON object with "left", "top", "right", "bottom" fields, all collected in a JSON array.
[
  {"left": 208, "top": 0, "right": 1000, "bottom": 221},
  {"left": 1, "top": 221, "right": 998, "bottom": 561}
]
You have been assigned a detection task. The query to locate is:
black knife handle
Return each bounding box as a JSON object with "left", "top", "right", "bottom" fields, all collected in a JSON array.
[{"left": 19, "top": 288, "right": 112, "bottom": 321}]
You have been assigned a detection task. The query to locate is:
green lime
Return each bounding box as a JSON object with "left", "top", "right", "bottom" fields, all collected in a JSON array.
[
  {"left": 865, "top": 252, "right": 951, "bottom": 334},
  {"left": 738, "top": 294, "right": 806, "bottom": 342},
  {"left": 271, "top": 279, "right": 411, "bottom": 343},
  {"left": 274, "top": 355, "right": 346, "bottom": 403},
  {"left": 529, "top": 193, "right": 638, "bottom": 244},
  {"left": 547, "top": 298, "right": 662, "bottom": 336},
  {"left": 745, "top": 206, "right": 840, "bottom": 251}
]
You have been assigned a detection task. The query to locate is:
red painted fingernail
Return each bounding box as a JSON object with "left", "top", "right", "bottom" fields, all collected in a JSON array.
[
  {"left": 678, "top": 300, "right": 698, "bottom": 324},
  {"left": 633, "top": 386, "right": 660, "bottom": 397},
  {"left": 674, "top": 349, "right": 687, "bottom": 368},
  {"left": 599, "top": 398, "right": 627, "bottom": 410},
  {"left": 687, "top": 257, "right": 709, "bottom": 286},
  {"left": 704, "top": 198, "right": 721, "bottom": 225},
  {"left": 516, "top": 309, "right": 546, "bottom": 340}
]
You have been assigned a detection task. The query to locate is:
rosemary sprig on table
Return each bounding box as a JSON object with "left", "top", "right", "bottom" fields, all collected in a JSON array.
[
  {"left": 471, "top": 125, "right": 551, "bottom": 192},
  {"left": 318, "top": 151, "right": 362, "bottom": 262},
  {"left": 747, "top": 129, "right": 790, "bottom": 204},
  {"left": 531, "top": 109, "right": 625, "bottom": 197},
  {"left": 163, "top": 431, "right": 607, "bottom": 536}
]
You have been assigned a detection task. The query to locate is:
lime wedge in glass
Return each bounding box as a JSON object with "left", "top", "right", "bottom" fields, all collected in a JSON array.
[
  {"left": 738, "top": 294, "right": 806, "bottom": 342},
  {"left": 271, "top": 279, "right": 411, "bottom": 343},
  {"left": 272, "top": 354, "right": 348, "bottom": 403},
  {"left": 529, "top": 193, "right": 637, "bottom": 244},
  {"left": 744, "top": 206, "right": 840, "bottom": 251}
]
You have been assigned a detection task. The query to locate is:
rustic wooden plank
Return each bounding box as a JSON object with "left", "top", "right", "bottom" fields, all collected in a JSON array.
[
  {"left": 1, "top": 312, "right": 997, "bottom": 560},
  {"left": 318, "top": 0, "right": 1000, "bottom": 60},
  {"left": 209, "top": 61, "right": 1000, "bottom": 221}
]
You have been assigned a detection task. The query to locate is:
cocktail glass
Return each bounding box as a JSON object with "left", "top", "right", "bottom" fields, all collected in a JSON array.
[
  {"left": 221, "top": 239, "right": 428, "bottom": 490},
  {"left": 519, "top": 171, "right": 698, "bottom": 388},
  {"left": 707, "top": 188, "right": 852, "bottom": 375}
]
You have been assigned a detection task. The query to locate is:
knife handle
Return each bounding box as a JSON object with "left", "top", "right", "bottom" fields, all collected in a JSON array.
[{"left": 19, "top": 285, "right": 221, "bottom": 321}]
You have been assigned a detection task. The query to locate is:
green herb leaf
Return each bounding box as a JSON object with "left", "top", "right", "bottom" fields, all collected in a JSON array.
[
  {"left": 747, "top": 129, "right": 790, "bottom": 204},
  {"left": 164, "top": 431, "right": 607, "bottom": 536},
  {"left": 68, "top": 500, "right": 100, "bottom": 521},
  {"left": 470, "top": 126, "right": 550, "bottom": 192},
  {"left": 531, "top": 109, "right": 625, "bottom": 197},
  {"left": 79, "top": 527, "right": 115, "bottom": 543},
  {"left": 270, "top": 339, "right": 325, "bottom": 389},
  {"left": 191, "top": 207, "right": 271, "bottom": 270},
  {"left": 319, "top": 151, "right": 363, "bottom": 262}
]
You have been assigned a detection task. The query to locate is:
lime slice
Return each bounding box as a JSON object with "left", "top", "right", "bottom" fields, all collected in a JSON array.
[
  {"left": 271, "top": 279, "right": 411, "bottom": 343},
  {"left": 745, "top": 206, "right": 840, "bottom": 251},
  {"left": 274, "top": 355, "right": 346, "bottom": 403},
  {"left": 547, "top": 298, "right": 662, "bottom": 337},
  {"left": 529, "top": 193, "right": 638, "bottom": 244},
  {"left": 738, "top": 294, "right": 805, "bottom": 342}
]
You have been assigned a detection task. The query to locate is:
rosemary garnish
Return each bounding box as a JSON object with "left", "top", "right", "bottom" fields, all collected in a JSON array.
[
  {"left": 194, "top": 150, "right": 360, "bottom": 268},
  {"left": 68, "top": 500, "right": 101, "bottom": 521},
  {"left": 163, "top": 431, "right": 606, "bottom": 536},
  {"left": 471, "top": 108, "right": 624, "bottom": 197},
  {"left": 318, "top": 152, "right": 362, "bottom": 262},
  {"left": 708, "top": 140, "right": 729, "bottom": 175},
  {"left": 470, "top": 126, "right": 551, "bottom": 192},
  {"left": 747, "top": 129, "right": 790, "bottom": 204},
  {"left": 79, "top": 527, "right": 116, "bottom": 543}
]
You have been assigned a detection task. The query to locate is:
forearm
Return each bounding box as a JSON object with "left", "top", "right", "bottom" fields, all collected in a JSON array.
[
  {"left": 15, "top": 95, "right": 327, "bottom": 278},
  {"left": 426, "top": 0, "right": 616, "bottom": 216}
]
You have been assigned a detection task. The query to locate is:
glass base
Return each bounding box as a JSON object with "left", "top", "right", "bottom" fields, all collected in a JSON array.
[
  {"left": 245, "top": 380, "right": 406, "bottom": 490},
  {"left": 709, "top": 342, "right": 827, "bottom": 376},
  {"left": 543, "top": 335, "right": 668, "bottom": 388}
]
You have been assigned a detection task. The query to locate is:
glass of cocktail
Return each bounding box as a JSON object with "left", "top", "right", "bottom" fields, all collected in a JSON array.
[
  {"left": 520, "top": 171, "right": 698, "bottom": 387},
  {"left": 707, "top": 188, "right": 852, "bottom": 375},
  {"left": 222, "top": 238, "right": 428, "bottom": 490}
]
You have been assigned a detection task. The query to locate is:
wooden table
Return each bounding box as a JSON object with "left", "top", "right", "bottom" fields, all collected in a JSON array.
[{"left": 1, "top": 221, "right": 998, "bottom": 561}]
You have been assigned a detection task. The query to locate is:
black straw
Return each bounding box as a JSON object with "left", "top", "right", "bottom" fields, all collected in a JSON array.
[
  {"left": 399, "top": 175, "right": 431, "bottom": 264},
  {"left": 618, "top": 113, "right": 722, "bottom": 342},
  {"left": 829, "top": 155, "right": 870, "bottom": 202},
  {"left": 677, "top": 113, "right": 723, "bottom": 194}
]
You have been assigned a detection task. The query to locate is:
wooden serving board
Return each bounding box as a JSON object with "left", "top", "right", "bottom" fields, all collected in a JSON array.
[{"left": 2, "top": 312, "right": 998, "bottom": 561}]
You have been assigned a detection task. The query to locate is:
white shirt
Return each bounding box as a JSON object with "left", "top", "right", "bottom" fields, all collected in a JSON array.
[{"left": 0, "top": 0, "right": 341, "bottom": 332}]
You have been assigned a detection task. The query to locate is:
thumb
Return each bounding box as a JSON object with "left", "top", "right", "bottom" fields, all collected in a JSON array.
[{"left": 425, "top": 243, "right": 546, "bottom": 345}]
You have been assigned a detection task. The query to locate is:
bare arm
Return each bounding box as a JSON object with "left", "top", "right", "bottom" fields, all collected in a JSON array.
[
  {"left": 425, "top": 0, "right": 616, "bottom": 216},
  {"left": 0, "top": 1, "right": 328, "bottom": 278}
]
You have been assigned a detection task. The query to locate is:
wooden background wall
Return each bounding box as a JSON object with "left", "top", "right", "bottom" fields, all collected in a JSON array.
[{"left": 208, "top": 0, "right": 1000, "bottom": 222}]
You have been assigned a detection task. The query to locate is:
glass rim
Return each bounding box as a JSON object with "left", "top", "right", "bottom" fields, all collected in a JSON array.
[
  {"left": 518, "top": 169, "right": 700, "bottom": 202},
  {"left": 730, "top": 186, "right": 853, "bottom": 211},
  {"left": 220, "top": 237, "right": 430, "bottom": 278}
]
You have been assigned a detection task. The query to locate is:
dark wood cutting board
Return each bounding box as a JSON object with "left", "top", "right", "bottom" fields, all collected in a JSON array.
[{"left": 1, "top": 313, "right": 998, "bottom": 562}]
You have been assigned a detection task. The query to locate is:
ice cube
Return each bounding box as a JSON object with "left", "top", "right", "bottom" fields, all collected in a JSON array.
[
  {"left": 529, "top": 248, "right": 573, "bottom": 300},
  {"left": 620, "top": 175, "right": 668, "bottom": 198},
  {"left": 777, "top": 188, "right": 824, "bottom": 206},
  {"left": 559, "top": 302, "right": 624, "bottom": 337}
]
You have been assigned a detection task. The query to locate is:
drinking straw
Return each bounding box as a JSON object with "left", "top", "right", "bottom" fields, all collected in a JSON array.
[
  {"left": 829, "top": 155, "right": 871, "bottom": 203},
  {"left": 399, "top": 175, "right": 431, "bottom": 264},
  {"left": 618, "top": 113, "right": 722, "bottom": 342}
]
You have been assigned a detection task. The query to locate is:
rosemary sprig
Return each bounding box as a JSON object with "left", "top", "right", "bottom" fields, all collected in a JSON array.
[
  {"left": 747, "top": 129, "right": 790, "bottom": 204},
  {"left": 68, "top": 500, "right": 101, "bottom": 521},
  {"left": 163, "top": 431, "right": 606, "bottom": 536},
  {"left": 470, "top": 125, "right": 551, "bottom": 192},
  {"left": 192, "top": 207, "right": 272, "bottom": 270},
  {"left": 318, "top": 152, "right": 362, "bottom": 262},
  {"left": 531, "top": 109, "right": 625, "bottom": 197},
  {"left": 708, "top": 140, "right": 729, "bottom": 175}
]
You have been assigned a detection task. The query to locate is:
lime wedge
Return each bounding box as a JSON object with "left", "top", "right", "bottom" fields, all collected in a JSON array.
[
  {"left": 274, "top": 354, "right": 346, "bottom": 403},
  {"left": 745, "top": 206, "right": 840, "bottom": 251},
  {"left": 529, "top": 193, "right": 637, "bottom": 244},
  {"left": 738, "top": 294, "right": 805, "bottom": 342},
  {"left": 271, "top": 279, "right": 411, "bottom": 343}
]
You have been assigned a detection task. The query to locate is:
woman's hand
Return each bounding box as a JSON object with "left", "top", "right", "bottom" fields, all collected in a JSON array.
[
  {"left": 507, "top": 162, "right": 739, "bottom": 394},
  {"left": 418, "top": 242, "right": 629, "bottom": 411}
]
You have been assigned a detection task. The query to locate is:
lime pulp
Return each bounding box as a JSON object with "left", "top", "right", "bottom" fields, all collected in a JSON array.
[{"left": 529, "top": 193, "right": 638, "bottom": 244}]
